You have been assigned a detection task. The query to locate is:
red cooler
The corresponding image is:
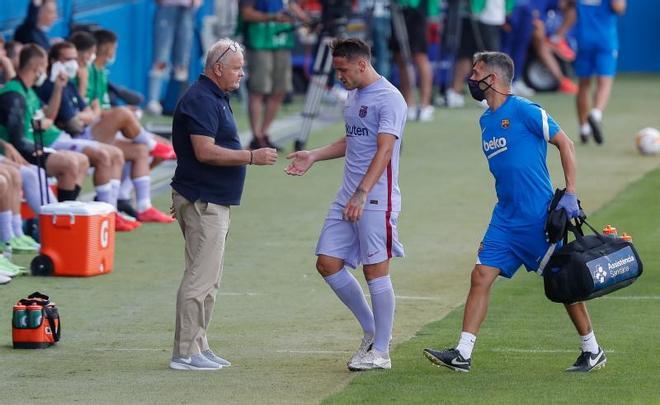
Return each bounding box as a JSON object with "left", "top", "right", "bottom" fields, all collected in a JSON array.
[{"left": 31, "top": 201, "right": 116, "bottom": 277}]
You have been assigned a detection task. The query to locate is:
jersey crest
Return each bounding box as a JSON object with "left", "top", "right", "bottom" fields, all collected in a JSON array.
[{"left": 359, "top": 105, "right": 368, "bottom": 118}]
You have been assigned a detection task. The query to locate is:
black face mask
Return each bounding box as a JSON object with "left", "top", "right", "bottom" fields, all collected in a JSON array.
[{"left": 467, "top": 74, "right": 494, "bottom": 101}]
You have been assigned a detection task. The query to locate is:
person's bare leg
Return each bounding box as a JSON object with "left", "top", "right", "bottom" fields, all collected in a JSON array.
[
  {"left": 248, "top": 93, "right": 264, "bottom": 142},
  {"left": 577, "top": 78, "right": 591, "bottom": 126},
  {"left": 394, "top": 52, "right": 414, "bottom": 105},
  {"left": 261, "top": 91, "right": 286, "bottom": 137},
  {"left": 556, "top": 1, "right": 576, "bottom": 38},
  {"left": 593, "top": 76, "right": 614, "bottom": 112},
  {"left": 113, "top": 140, "right": 150, "bottom": 178},
  {"left": 564, "top": 302, "right": 593, "bottom": 336},
  {"left": 0, "top": 164, "right": 22, "bottom": 212},
  {"left": 82, "top": 146, "right": 112, "bottom": 186},
  {"left": 92, "top": 107, "right": 143, "bottom": 142},
  {"left": 45, "top": 152, "right": 81, "bottom": 190},
  {"left": 107, "top": 144, "right": 125, "bottom": 180},
  {"left": 413, "top": 52, "right": 433, "bottom": 107},
  {"left": 452, "top": 58, "right": 472, "bottom": 93},
  {"left": 72, "top": 152, "right": 90, "bottom": 186},
  {"left": 316, "top": 254, "right": 344, "bottom": 277},
  {"left": 532, "top": 20, "right": 565, "bottom": 82},
  {"left": 462, "top": 264, "right": 500, "bottom": 334},
  {"left": 423, "top": 264, "right": 499, "bottom": 368}
]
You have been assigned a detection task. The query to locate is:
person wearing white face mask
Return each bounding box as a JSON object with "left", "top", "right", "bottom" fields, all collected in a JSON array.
[
  {"left": 0, "top": 44, "right": 88, "bottom": 203},
  {"left": 33, "top": 42, "right": 139, "bottom": 232}
]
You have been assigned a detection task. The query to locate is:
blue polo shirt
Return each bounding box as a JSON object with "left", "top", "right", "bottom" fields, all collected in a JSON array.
[{"left": 171, "top": 75, "right": 246, "bottom": 206}]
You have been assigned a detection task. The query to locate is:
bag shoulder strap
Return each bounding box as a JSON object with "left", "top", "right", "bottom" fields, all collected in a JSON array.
[{"left": 44, "top": 305, "right": 60, "bottom": 342}]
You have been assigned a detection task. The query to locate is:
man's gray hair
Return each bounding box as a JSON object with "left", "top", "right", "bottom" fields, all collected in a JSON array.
[
  {"left": 204, "top": 38, "right": 243, "bottom": 71},
  {"left": 473, "top": 51, "right": 514, "bottom": 87}
]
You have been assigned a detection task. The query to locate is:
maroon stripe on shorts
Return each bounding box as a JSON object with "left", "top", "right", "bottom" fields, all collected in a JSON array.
[{"left": 386, "top": 161, "right": 393, "bottom": 258}]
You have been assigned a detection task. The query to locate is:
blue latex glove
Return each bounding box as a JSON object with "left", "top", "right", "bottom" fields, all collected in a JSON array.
[{"left": 555, "top": 191, "right": 580, "bottom": 218}]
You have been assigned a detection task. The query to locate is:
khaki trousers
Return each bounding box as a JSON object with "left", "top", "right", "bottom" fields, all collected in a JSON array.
[{"left": 172, "top": 190, "right": 230, "bottom": 358}]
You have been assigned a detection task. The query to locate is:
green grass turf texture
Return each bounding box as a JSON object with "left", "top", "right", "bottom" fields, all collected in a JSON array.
[
  {"left": 326, "top": 130, "right": 660, "bottom": 405},
  {"left": 1, "top": 75, "right": 659, "bottom": 404}
]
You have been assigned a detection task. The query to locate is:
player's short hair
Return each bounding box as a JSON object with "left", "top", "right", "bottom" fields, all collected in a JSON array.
[
  {"left": 5, "top": 40, "right": 22, "bottom": 58},
  {"left": 19, "top": 44, "right": 47, "bottom": 71},
  {"left": 48, "top": 41, "right": 75, "bottom": 63},
  {"left": 69, "top": 31, "right": 97, "bottom": 52},
  {"left": 93, "top": 29, "right": 117, "bottom": 49},
  {"left": 473, "top": 51, "right": 514, "bottom": 87},
  {"left": 331, "top": 38, "right": 371, "bottom": 61}
]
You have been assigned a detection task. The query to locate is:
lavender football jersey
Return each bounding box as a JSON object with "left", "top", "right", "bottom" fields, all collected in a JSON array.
[{"left": 335, "top": 77, "right": 407, "bottom": 212}]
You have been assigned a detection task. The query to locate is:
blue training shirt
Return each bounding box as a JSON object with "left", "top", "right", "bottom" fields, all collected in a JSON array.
[
  {"left": 480, "top": 95, "right": 560, "bottom": 228},
  {"left": 576, "top": 0, "right": 619, "bottom": 51}
]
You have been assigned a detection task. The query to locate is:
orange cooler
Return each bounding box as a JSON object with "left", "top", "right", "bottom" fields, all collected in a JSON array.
[{"left": 31, "top": 201, "right": 116, "bottom": 277}]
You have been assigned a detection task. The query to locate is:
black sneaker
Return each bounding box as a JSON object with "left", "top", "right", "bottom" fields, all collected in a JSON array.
[
  {"left": 293, "top": 140, "right": 306, "bottom": 152},
  {"left": 588, "top": 114, "right": 604, "bottom": 144},
  {"left": 249, "top": 136, "right": 282, "bottom": 152},
  {"left": 580, "top": 132, "right": 589, "bottom": 144},
  {"left": 423, "top": 347, "right": 471, "bottom": 372},
  {"left": 117, "top": 199, "right": 139, "bottom": 220},
  {"left": 566, "top": 347, "right": 607, "bottom": 372},
  {"left": 248, "top": 137, "right": 261, "bottom": 150},
  {"left": 263, "top": 135, "right": 282, "bottom": 152}
]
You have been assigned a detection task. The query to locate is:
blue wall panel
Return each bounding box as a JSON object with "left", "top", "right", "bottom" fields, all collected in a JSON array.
[
  {"left": 1, "top": 0, "right": 658, "bottom": 99},
  {"left": 617, "top": 0, "right": 660, "bottom": 72},
  {"left": 1, "top": 0, "right": 213, "bottom": 101},
  {"left": 71, "top": 0, "right": 154, "bottom": 95}
]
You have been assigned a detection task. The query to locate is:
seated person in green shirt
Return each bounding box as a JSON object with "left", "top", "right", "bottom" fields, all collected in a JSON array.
[
  {"left": 35, "top": 41, "right": 143, "bottom": 232},
  {"left": 0, "top": 44, "right": 88, "bottom": 202},
  {"left": 71, "top": 30, "right": 175, "bottom": 223},
  {"left": 71, "top": 30, "right": 175, "bottom": 161}
]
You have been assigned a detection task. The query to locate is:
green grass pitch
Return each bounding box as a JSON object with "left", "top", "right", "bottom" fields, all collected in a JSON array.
[{"left": 1, "top": 74, "right": 659, "bottom": 404}]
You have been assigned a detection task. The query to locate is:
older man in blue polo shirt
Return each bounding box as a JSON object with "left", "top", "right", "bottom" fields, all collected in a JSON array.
[{"left": 169, "top": 38, "right": 277, "bottom": 371}]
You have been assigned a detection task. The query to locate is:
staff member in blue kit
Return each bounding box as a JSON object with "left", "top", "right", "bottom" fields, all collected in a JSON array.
[{"left": 169, "top": 38, "right": 277, "bottom": 371}]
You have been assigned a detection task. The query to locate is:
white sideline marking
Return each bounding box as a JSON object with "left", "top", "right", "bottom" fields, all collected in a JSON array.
[
  {"left": 277, "top": 350, "right": 352, "bottom": 354},
  {"left": 602, "top": 296, "right": 660, "bottom": 300},
  {"left": 93, "top": 348, "right": 165, "bottom": 352},
  {"left": 395, "top": 295, "right": 445, "bottom": 301},
  {"left": 491, "top": 348, "right": 617, "bottom": 354},
  {"left": 218, "top": 292, "right": 262, "bottom": 296}
]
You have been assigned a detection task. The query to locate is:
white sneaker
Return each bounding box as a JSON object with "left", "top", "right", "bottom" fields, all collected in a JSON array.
[
  {"left": 407, "top": 106, "right": 418, "bottom": 121},
  {"left": 202, "top": 349, "right": 231, "bottom": 367},
  {"left": 347, "top": 334, "right": 374, "bottom": 369},
  {"left": 0, "top": 274, "right": 10, "bottom": 285},
  {"left": 145, "top": 100, "right": 163, "bottom": 116},
  {"left": 445, "top": 89, "right": 465, "bottom": 108},
  {"left": 169, "top": 353, "right": 222, "bottom": 371},
  {"left": 173, "top": 67, "right": 189, "bottom": 82},
  {"left": 0, "top": 268, "right": 15, "bottom": 278},
  {"left": 348, "top": 348, "right": 391, "bottom": 371},
  {"left": 512, "top": 80, "right": 535, "bottom": 98},
  {"left": 418, "top": 105, "right": 434, "bottom": 122}
]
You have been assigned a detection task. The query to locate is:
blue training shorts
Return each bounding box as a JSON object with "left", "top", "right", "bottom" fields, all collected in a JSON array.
[
  {"left": 477, "top": 222, "right": 553, "bottom": 278},
  {"left": 575, "top": 47, "right": 618, "bottom": 78}
]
